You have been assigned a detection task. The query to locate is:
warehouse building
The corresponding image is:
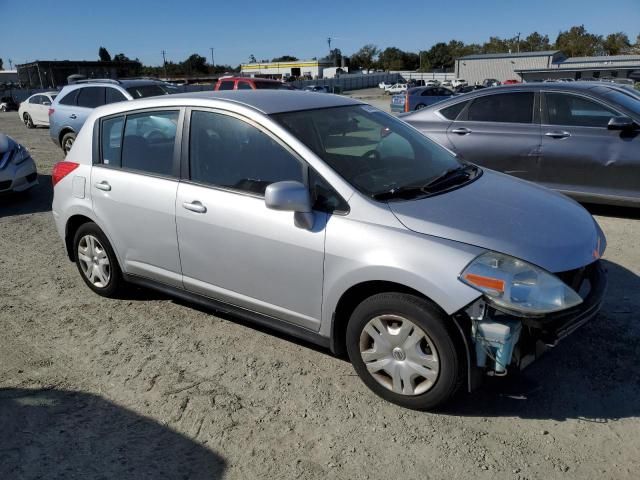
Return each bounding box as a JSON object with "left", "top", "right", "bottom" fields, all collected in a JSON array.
[
  {"left": 240, "top": 60, "right": 333, "bottom": 79},
  {"left": 16, "top": 60, "right": 142, "bottom": 88},
  {"left": 455, "top": 51, "right": 565, "bottom": 84},
  {"left": 455, "top": 51, "right": 640, "bottom": 84}
]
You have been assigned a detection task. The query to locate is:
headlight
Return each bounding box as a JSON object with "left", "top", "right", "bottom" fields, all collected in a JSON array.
[{"left": 460, "top": 252, "right": 582, "bottom": 315}]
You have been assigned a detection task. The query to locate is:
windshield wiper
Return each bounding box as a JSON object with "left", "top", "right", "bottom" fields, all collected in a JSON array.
[{"left": 422, "top": 164, "right": 477, "bottom": 192}]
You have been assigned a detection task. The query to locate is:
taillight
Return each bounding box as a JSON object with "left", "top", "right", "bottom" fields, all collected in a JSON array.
[
  {"left": 52, "top": 161, "right": 79, "bottom": 186},
  {"left": 48, "top": 108, "right": 55, "bottom": 116},
  {"left": 404, "top": 94, "right": 409, "bottom": 113}
]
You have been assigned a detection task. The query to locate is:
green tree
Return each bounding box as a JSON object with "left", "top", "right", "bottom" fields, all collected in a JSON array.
[
  {"left": 482, "top": 36, "right": 510, "bottom": 53},
  {"left": 378, "top": 47, "right": 406, "bottom": 70},
  {"left": 555, "top": 25, "right": 603, "bottom": 57},
  {"left": 248, "top": 54, "right": 257, "bottom": 63},
  {"left": 521, "top": 32, "right": 551, "bottom": 52},
  {"left": 98, "top": 46, "right": 112, "bottom": 62},
  {"left": 426, "top": 42, "right": 454, "bottom": 70},
  {"left": 182, "top": 54, "right": 208, "bottom": 75},
  {"left": 603, "top": 32, "right": 631, "bottom": 55},
  {"left": 350, "top": 44, "right": 380, "bottom": 71},
  {"left": 113, "top": 53, "right": 132, "bottom": 62},
  {"left": 271, "top": 55, "right": 298, "bottom": 62}
]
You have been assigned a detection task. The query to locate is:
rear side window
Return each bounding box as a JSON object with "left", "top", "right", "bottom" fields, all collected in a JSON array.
[
  {"left": 58, "top": 89, "right": 79, "bottom": 106},
  {"left": 101, "top": 116, "right": 124, "bottom": 166},
  {"left": 30, "top": 95, "right": 42, "bottom": 104},
  {"left": 218, "top": 81, "right": 234, "bottom": 90},
  {"left": 121, "top": 111, "right": 179, "bottom": 176},
  {"left": 189, "top": 110, "right": 303, "bottom": 195},
  {"left": 125, "top": 84, "right": 168, "bottom": 99},
  {"left": 237, "top": 81, "right": 253, "bottom": 90},
  {"left": 77, "top": 87, "right": 105, "bottom": 108},
  {"left": 106, "top": 88, "right": 127, "bottom": 104},
  {"left": 440, "top": 102, "right": 467, "bottom": 120},
  {"left": 254, "top": 81, "right": 284, "bottom": 90},
  {"left": 545, "top": 93, "right": 621, "bottom": 128},
  {"left": 467, "top": 92, "right": 534, "bottom": 123}
]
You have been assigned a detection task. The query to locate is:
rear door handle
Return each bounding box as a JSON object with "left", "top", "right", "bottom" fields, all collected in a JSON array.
[
  {"left": 69, "top": 114, "right": 77, "bottom": 119},
  {"left": 94, "top": 181, "right": 111, "bottom": 191},
  {"left": 182, "top": 201, "right": 207, "bottom": 213},
  {"left": 545, "top": 131, "right": 571, "bottom": 139},
  {"left": 451, "top": 127, "right": 472, "bottom": 135}
]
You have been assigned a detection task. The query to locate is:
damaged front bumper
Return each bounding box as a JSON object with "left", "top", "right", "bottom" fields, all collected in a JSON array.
[{"left": 454, "top": 260, "right": 607, "bottom": 390}]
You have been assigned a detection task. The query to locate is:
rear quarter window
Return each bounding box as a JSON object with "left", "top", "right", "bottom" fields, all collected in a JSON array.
[
  {"left": 58, "top": 89, "right": 79, "bottom": 106},
  {"left": 439, "top": 101, "right": 467, "bottom": 120}
]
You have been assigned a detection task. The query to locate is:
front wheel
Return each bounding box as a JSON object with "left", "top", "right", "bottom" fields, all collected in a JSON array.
[
  {"left": 73, "top": 222, "right": 123, "bottom": 297},
  {"left": 24, "top": 113, "right": 34, "bottom": 128},
  {"left": 346, "top": 292, "right": 462, "bottom": 410},
  {"left": 61, "top": 132, "right": 76, "bottom": 155}
]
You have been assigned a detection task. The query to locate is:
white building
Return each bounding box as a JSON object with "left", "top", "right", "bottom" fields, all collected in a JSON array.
[
  {"left": 240, "top": 60, "right": 333, "bottom": 79},
  {"left": 455, "top": 51, "right": 564, "bottom": 84}
]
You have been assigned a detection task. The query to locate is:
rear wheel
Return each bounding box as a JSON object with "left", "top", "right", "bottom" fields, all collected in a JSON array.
[
  {"left": 73, "top": 222, "right": 123, "bottom": 297},
  {"left": 346, "top": 292, "right": 462, "bottom": 410},
  {"left": 415, "top": 104, "right": 426, "bottom": 110},
  {"left": 61, "top": 132, "right": 76, "bottom": 155},
  {"left": 23, "top": 113, "right": 34, "bottom": 128}
]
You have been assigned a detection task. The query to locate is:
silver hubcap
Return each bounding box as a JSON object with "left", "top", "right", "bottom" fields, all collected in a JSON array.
[
  {"left": 359, "top": 314, "right": 439, "bottom": 396},
  {"left": 64, "top": 138, "right": 73, "bottom": 152},
  {"left": 78, "top": 235, "right": 110, "bottom": 288}
]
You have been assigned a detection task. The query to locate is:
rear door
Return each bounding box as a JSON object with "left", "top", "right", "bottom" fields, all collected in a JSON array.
[
  {"left": 539, "top": 91, "right": 639, "bottom": 200},
  {"left": 30, "top": 95, "right": 46, "bottom": 124},
  {"left": 74, "top": 87, "right": 107, "bottom": 131},
  {"left": 91, "top": 109, "right": 183, "bottom": 286},
  {"left": 445, "top": 91, "right": 541, "bottom": 181}
]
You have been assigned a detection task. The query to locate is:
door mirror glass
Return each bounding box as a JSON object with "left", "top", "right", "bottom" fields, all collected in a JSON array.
[
  {"left": 265, "top": 181, "right": 314, "bottom": 229},
  {"left": 607, "top": 116, "right": 634, "bottom": 131}
]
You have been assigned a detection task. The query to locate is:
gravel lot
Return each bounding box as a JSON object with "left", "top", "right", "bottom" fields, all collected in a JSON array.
[{"left": 1, "top": 108, "right": 639, "bottom": 480}]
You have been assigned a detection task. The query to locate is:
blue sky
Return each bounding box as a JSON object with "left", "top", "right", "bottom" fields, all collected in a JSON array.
[{"left": 0, "top": 0, "right": 638, "bottom": 68}]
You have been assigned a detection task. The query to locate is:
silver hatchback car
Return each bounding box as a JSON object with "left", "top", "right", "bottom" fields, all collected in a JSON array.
[{"left": 52, "top": 91, "right": 607, "bottom": 410}]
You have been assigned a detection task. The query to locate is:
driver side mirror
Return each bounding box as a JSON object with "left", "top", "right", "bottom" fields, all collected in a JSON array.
[
  {"left": 607, "top": 116, "right": 635, "bottom": 131},
  {"left": 42, "top": 101, "right": 51, "bottom": 106},
  {"left": 265, "top": 181, "right": 314, "bottom": 230}
]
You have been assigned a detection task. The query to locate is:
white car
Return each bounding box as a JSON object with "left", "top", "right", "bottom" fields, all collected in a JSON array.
[
  {"left": 451, "top": 79, "right": 468, "bottom": 88},
  {"left": 385, "top": 83, "right": 408, "bottom": 94},
  {"left": 18, "top": 91, "right": 58, "bottom": 128},
  {"left": 378, "top": 81, "right": 392, "bottom": 90},
  {"left": 425, "top": 80, "right": 440, "bottom": 87},
  {"left": 441, "top": 80, "right": 453, "bottom": 88}
]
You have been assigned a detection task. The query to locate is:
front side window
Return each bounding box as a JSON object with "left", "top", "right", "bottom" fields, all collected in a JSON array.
[
  {"left": 30, "top": 95, "right": 42, "bottom": 104},
  {"left": 76, "top": 87, "right": 105, "bottom": 108},
  {"left": 254, "top": 81, "right": 284, "bottom": 90},
  {"left": 189, "top": 110, "right": 303, "bottom": 195},
  {"left": 58, "top": 89, "right": 79, "bottom": 106},
  {"left": 273, "top": 105, "right": 470, "bottom": 199},
  {"left": 237, "top": 81, "right": 253, "bottom": 90},
  {"left": 120, "top": 111, "right": 179, "bottom": 176},
  {"left": 125, "top": 84, "right": 169, "bottom": 99},
  {"left": 466, "top": 92, "right": 534, "bottom": 123},
  {"left": 218, "top": 81, "right": 234, "bottom": 91},
  {"left": 545, "top": 93, "right": 621, "bottom": 128}
]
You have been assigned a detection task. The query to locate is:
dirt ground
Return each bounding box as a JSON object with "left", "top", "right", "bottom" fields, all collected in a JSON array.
[{"left": 1, "top": 109, "right": 639, "bottom": 480}]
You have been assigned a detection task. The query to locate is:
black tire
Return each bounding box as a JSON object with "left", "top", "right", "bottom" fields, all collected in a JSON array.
[
  {"left": 415, "top": 104, "right": 426, "bottom": 110},
  {"left": 24, "top": 113, "right": 34, "bottom": 128},
  {"left": 0, "top": 105, "right": 6, "bottom": 112},
  {"left": 61, "top": 132, "right": 76, "bottom": 155},
  {"left": 346, "top": 292, "right": 462, "bottom": 410},
  {"left": 73, "top": 222, "right": 123, "bottom": 298}
]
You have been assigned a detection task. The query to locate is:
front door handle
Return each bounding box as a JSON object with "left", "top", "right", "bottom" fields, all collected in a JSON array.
[
  {"left": 451, "top": 127, "right": 472, "bottom": 135},
  {"left": 545, "top": 131, "right": 571, "bottom": 139},
  {"left": 69, "top": 114, "right": 77, "bottom": 119},
  {"left": 94, "top": 181, "right": 111, "bottom": 191},
  {"left": 182, "top": 201, "right": 207, "bottom": 213}
]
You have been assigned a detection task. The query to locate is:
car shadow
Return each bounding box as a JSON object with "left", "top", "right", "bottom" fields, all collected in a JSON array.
[
  {"left": 0, "top": 388, "right": 226, "bottom": 479},
  {"left": 0, "top": 173, "right": 53, "bottom": 218},
  {"left": 444, "top": 259, "right": 640, "bottom": 421},
  {"left": 582, "top": 202, "right": 640, "bottom": 220}
]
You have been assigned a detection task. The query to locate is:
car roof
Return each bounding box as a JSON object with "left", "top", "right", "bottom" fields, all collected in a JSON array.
[
  {"left": 217, "top": 77, "right": 282, "bottom": 83},
  {"left": 98, "top": 90, "right": 364, "bottom": 115}
]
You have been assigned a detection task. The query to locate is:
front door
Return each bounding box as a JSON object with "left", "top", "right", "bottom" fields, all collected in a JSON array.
[
  {"left": 91, "top": 109, "right": 183, "bottom": 286},
  {"left": 176, "top": 109, "right": 326, "bottom": 330},
  {"left": 539, "top": 91, "right": 640, "bottom": 201},
  {"left": 446, "top": 91, "right": 541, "bottom": 182}
]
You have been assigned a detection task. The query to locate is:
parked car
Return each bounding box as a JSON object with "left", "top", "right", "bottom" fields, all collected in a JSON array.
[
  {"left": 49, "top": 79, "right": 171, "bottom": 154},
  {"left": 303, "top": 85, "right": 330, "bottom": 93},
  {"left": 425, "top": 80, "right": 440, "bottom": 87},
  {"left": 441, "top": 80, "right": 453, "bottom": 88},
  {"left": 502, "top": 79, "right": 521, "bottom": 85},
  {"left": 391, "top": 86, "right": 455, "bottom": 113},
  {"left": 18, "top": 91, "right": 58, "bottom": 128},
  {"left": 407, "top": 79, "right": 426, "bottom": 87},
  {"left": 379, "top": 81, "right": 393, "bottom": 89},
  {"left": 385, "top": 83, "right": 408, "bottom": 95},
  {"left": 402, "top": 82, "right": 640, "bottom": 206},
  {"left": 451, "top": 79, "right": 468, "bottom": 88},
  {"left": 455, "top": 85, "right": 486, "bottom": 94},
  {"left": 52, "top": 90, "right": 607, "bottom": 410},
  {"left": 0, "top": 133, "right": 38, "bottom": 194},
  {"left": 0, "top": 96, "right": 19, "bottom": 112},
  {"left": 214, "top": 77, "right": 289, "bottom": 91},
  {"left": 482, "top": 78, "right": 500, "bottom": 87}
]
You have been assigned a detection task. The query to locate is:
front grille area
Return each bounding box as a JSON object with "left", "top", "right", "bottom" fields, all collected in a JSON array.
[
  {"left": 25, "top": 172, "right": 37, "bottom": 183},
  {"left": 0, "top": 180, "right": 12, "bottom": 191}
]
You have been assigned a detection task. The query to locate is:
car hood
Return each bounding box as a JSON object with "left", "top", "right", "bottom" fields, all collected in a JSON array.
[{"left": 388, "top": 170, "right": 605, "bottom": 273}]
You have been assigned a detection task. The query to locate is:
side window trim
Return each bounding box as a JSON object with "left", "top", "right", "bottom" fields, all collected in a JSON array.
[
  {"left": 181, "top": 107, "right": 309, "bottom": 198},
  {"left": 540, "top": 91, "right": 622, "bottom": 128},
  {"left": 95, "top": 107, "right": 184, "bottom": 180}
]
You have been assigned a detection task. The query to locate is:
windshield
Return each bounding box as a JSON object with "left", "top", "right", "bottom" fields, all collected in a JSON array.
[
  {"left": 603, "top": 89, "right": 640, "bottom": 117},
  {"left": 125, "top": 84, "right": 170, "bottom": 99},
  {"left": 272, "top": 105, "right": 468, "bottom": 199}
]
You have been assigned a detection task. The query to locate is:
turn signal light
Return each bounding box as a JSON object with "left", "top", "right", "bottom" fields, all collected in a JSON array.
[
  {"left": 463, "top": 273, "right": 505, "bottom": 293},
  {"left": 52, "top": 161, "right": 79, "bottom": 187}
]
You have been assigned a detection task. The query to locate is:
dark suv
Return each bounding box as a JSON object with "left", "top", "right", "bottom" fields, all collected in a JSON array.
[{"left": 49, "top": 79, "right": 170, "bottom": 154}]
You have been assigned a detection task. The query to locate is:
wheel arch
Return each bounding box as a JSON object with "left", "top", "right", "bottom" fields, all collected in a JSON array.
[
  {"left": 65, "top": 214, "right": 94, "bottom": 261},
  {"left": 59, "top": 127, "right": 76, "bottom": 145}
]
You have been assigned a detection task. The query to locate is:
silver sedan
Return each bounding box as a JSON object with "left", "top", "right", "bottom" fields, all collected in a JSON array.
[{"left": 0, "top": 133, "right": 38, "bottom": 194}]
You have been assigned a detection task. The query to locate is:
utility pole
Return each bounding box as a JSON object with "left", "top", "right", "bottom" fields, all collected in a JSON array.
[
  {"left": 8, "top": 59, "right": 13, "bottom": 69},
  {"left": 327, "top": 37, "right": 332, "bottom": 56},
  {"left": 516, "top": 32, "right": 521, "bottom": 53},
  {"left": 161, "top": 50, "right": 167, "bottom": 79},
  {"left": 209, "top": 48, "right": 215, "bottom": 69}
]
